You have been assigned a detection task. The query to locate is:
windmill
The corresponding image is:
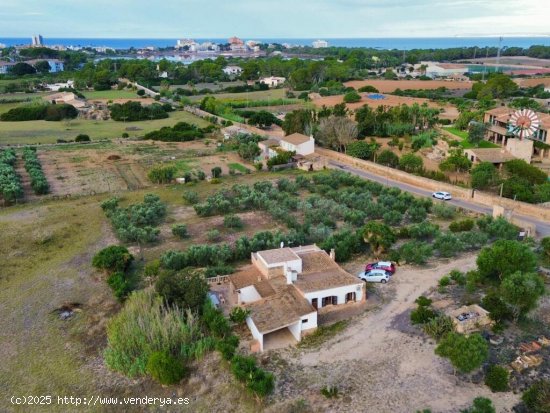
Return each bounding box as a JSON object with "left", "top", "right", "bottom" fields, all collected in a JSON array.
[{"left": 509, "top": 109, "right": 540, "bottom": 140}]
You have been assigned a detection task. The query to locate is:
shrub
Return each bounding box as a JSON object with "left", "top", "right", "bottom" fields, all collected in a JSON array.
[
  {"left": 321, "top": 385, "right": 339, "bottom": 398},
  {"left": 449, "top": 219, "right": 474, "bottom": 233},
  {"left": 434, "top": 232, "right": 464, "bottom": 258},
  {"left": 211, "top": 166, "right": 222, "bottom": 178},
  {"left": 21, "top": 148, "right": 49, "bottom": 195},
  {"left": 144, "top": 260, "right": 161, "bottom": 278},
  {"left": 110, "top": 101, "right": 168, "bottom": 122},
  {"left": 383, "top": 210, "right": 403, "bottom": 226},
  {"left": 461, "top": 397, "right": 496, "bottom": 413},
  {"left": 432, "top": 203, "right": 456, "bottom": 219},
  {"left": 415, "top": 296, "right": 432, "bottom": 307},
  {"left": 104, "top": 290, "right": 209, "bottom": 378},
  {"left": 155, "top": 268, "right": 209, "bottom": 313},
  {"left": 477, "top": 216, "right": 518, "bottom": 240},
  {"left": 410, "top": 305, "right": 437, "bottom": 325},
  {"left": 407, "top": 205, "right": 427, "bottom": 223},
  {"left": 399, "top": 153, "right": 423, "bottom": 173},
  {"left": 399, "top": 240, "right": 433, "bottom": 264},
  {"left": 458, "top": 231, "right": 489, "bottom": 250},
  {"left": 207, "top": 229, "right": 221, "bottom": 242},
  {"left": 408, "top": 221, "right": 439, "bottom": 240},
  {"left": 423, "top": 315, "right": 454, "bottom": 340},
  {"left": 449, "top": 270, "right": 466, "bottom": 286},
  {"left": 146, "top": 351, "right": 186, "bottom": 385},
  {"left": 484, "top": 365, "right": 509, "bottom": 392},
  {"left": 481, "top": 291, "right": 513, "bottom": 322},
  {"left": 439, "top": 276, "right": 451, "bottom": 287},
  {"left": 107, "top": 271, "right": 134, "bottom": 300},
  {"left": 435, "top": 332, "right": 488, "bottom": 374},
  {"left": 75, "top": 134, "right": 91, "bottom": 142},
  {"left": 223, "top": 214, "right": 243, "bottom": 229},
  {"left": 182, "top": 190, "right": 199, "bottom": 205},
  {"left": 148, "top": 165, "right": 176, "bottom": 184},
  {"left": 522, "top": 379, "right": 550, "bottom": 413},
  {"left": 202, "top": 300, "right": 231, "bottom": 339},
  {"left": 92, "top": 245, "right": 134, "bottom": 273},
  {"left": 229, "top": 307, "right": 250, "bottom": 324},
  {"left": 376, "top": 149, "right": 399, "bottom": 167},
  {"left": 172, "top": 224, "right": 188, "bottom": 239},
  {"left": 216, "top": 335, "right": 239, "bottom": 361},
  {"left": 343, "top": 90, "right": 361, "bottom": 103}
]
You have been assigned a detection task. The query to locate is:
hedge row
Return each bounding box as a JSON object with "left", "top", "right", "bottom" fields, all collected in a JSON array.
[
  {"left": 0, "top": 104, "right": 78, "bottom": 122},
  {"left": 22, "top": 148, "right": 49, "bottom": 195}
]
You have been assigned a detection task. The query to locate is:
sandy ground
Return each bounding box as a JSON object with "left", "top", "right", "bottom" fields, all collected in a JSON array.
[
  {"left": 311, "top": 93, "right": 459, "bottom": 121},
  {"left": 344, "top": 79, "right": 473, "bottom": 93},
  {"left": 268, "top": 254, "right": 519, "bottom": 413},
  {"left": 464, "top": 56, "right": 550, "bottom": 68},
  {"left": 514, "top": 76, "right": 550, "bottom": 88}
]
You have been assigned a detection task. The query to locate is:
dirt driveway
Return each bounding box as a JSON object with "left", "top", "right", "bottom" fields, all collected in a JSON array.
[{"left": 271, "top": 254, "right": 519, "bottom": 413}]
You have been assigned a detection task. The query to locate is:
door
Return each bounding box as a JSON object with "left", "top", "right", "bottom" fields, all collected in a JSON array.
[
  {"left": 346, "top": 292, "right": 356, "bottom": 303},
  {"left": 311, "top": 298, "right": 318, "bottom": 310}
]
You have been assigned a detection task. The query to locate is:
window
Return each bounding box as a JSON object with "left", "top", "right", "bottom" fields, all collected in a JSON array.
[
  {"left": 345, "top": 292, "right": 356, "bottom": 303},
  {"left": 302, "top": 319, "right": 308, "bottom": 323},
  {"left": 322, "top": 296, "right": 338, "bottom": 307}
]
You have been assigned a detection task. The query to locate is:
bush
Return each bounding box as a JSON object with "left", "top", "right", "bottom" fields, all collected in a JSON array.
[
  {"left": 182, "top": 190, "right": 199, "bottom": 205},
  {"left": 110, "top": 101, "right": 168, "bottom": 122},
  {"left": 399, "top": 153, "right": 423, "bottom": 173},
  {"left": 211, "top": 166, "right": 222, "bottom": 178},
  {"left": 216, "top": 335, "right": 239, "bottom": 361},
  {"left": 0, "top": 103, "right": 78, "bottom": 122},
  {"left": 481, "top": 291, "right": 513, "bottom": 322},
  {"left": 104, "top": 290, "right": 210, "bottom": 378},
  {"left": 146, "top": 350, "right": 185, "bottom": 385},
  {"left": 107, "top": 271, "right": 134, "bottom": 300},
  {"left": 383, "top": 210, "right": 403, "bottom": 226},
  {"left": 522, "top": 379, "right": 550, "bottom": 413},
  {"left": 449, "top": 269, "right": 466, "bottom": 286},
  {"left": 484, "top": 365, "right": 509, "bottom": 392},
  {"left": 439, "top": 276, "right": 451, "bottom": 287},
  {"left": 92, "top": 245, "right": 134, "bottom": 273},
  {"left": 408, "top": 221, "right": 439, "bottom": 240},
  {"left": 230, "top": 355, "right": 274, "bottom": 398},
  {"left": 376, "top": 149, "right": 399, "bottom": 167},
  {"left": 432, "top": 203, "right": 456, "bottom": 219},
  {"left": 410, "top": 305, "right": 437, "bottom": 325},
  {"left": 435, "top": 332, "right": 488, "bottom": 374},
  {"left": 22, "top": 148, "right": 49, "bottom": 195},
  {"left": 229, "top": 307, "right": 250, "bottom": 324},
  {"left": 155, "top": 268, "right": 209, "bottom": 313},
  {"left": 461, "top": 397, "right": 496, "bottom": 413},
  {"left": 207, "top": 229, "right": 221, "bottom": 242},
  {"left": 172, "top": 224, "right": 188, "bottom": 239},
  {"left": 449, "top": 219, "right": 474, "bottom": 233},
  {"left": 423, "top": 315, "right": 454, "bottom": 340},
  {"left": 415, "top": 296, "right": 432, "bottom": 307},
  {"left": 343, "top": 90, "right": 361, "bottom": 103},
  {"left": 148, "top": 165, "right": 176, "bottom": 184},
  {"left": 75, "top": 134, "right": 91, "bottom": 142},
  {"left": 399, "top": 240, "right": 433, "bottom": 264},
  {"left": 434, "top": 232, "right": 464, "bottom": 258},
  {"left": 223, "top": 214, "right": 243, "bottom": 229}
]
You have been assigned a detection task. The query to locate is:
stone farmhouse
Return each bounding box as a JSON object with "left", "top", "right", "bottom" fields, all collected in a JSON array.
[{"left": 228, "top": 245, "right": 365, "bottom": 351}]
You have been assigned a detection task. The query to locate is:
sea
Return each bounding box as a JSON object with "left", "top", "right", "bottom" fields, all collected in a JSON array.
[{"left": 0, "top": 37, "right": 549, "bottom": 50}]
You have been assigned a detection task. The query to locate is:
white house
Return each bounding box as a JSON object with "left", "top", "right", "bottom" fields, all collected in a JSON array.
[
  {"left": 420, "top": 61, "right": 468, "bottom": 79},
  {"left": 260, "top": 76, "right": 286, "bottom": 88},
  {"left": 0, "top": 61, "right": 15, "bottom": 74},
  {"left": 223, "top": 65, "right": 243, "bottom": 76},
  {"left": 229, "top": 245, "right": 364, "bottom": 351},
  {"left": 280, "top": 133, "right": 315, "bottom": 156}
]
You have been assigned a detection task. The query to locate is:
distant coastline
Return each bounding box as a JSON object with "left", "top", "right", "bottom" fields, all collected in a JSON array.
[{"left": 0, "top": 37, "right": 549, "bottom": 50}]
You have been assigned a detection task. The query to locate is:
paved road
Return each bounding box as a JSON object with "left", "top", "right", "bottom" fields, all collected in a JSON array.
[{"left": 328, "top": 159, "right": 550, "bottom": 237}]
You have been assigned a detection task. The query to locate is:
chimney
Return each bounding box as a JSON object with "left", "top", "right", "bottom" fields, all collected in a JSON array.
[
  {"left": 329, "top": 249, "right": 336, "bottom": 261},
  {"left": 285, "top": 266, "right": 297, "bottom": 284}
]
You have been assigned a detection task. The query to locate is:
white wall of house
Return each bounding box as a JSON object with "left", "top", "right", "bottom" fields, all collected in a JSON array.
[
  {"left": 288, "top": 322, "right": 301, "bottom": 341},
  {"left": 299, "top": 311, "right": 318, "bottom": 331},
  {"left": 238, "top": 285, "right": 262, "bottom": 304},
  {"left": 304, "top": 284, "right": 363, "bottom": 308},
  {"left": 246, "top": 317, "right": 264, "bottom": 351},
  {"left": 280, "top": 137, "right": 315, "bottom": 156}
]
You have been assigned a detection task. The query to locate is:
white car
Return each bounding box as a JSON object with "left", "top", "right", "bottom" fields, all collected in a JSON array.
[
  {"left": 432, "top": 191, "right": 452, "bottom": 201},
  {"left": 358, "top": 269, "right": 390, "bottom": 284}
]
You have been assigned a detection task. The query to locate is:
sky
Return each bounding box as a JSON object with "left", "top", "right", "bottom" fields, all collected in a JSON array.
[{"left": 0, "top": 0, "right": 549, "bottom": 38}]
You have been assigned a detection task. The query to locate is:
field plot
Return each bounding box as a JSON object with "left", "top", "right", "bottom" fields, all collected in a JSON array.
[
  {"left": 0, "top": 110, "right": 210, "bottom": 145},
  {"left": 82, "top": 89, "right": 140, "bottom": 100},
  {"left": 344, "top": 79, "right": 473, "bottom": 93},
  {"left": 189, "top": 88, "right": 287, "bottom": 102}
]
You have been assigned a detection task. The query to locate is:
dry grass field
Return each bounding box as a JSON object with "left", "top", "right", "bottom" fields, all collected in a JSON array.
[{"left": 344, "top": 79, "right": 473, "bottom": 93}]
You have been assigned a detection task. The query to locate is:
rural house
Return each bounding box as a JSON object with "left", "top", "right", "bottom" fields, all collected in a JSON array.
[
  {"left": 228, "top": 245, "right": 365, "bottom": 351},
  {"left": 279, "top": 133, "right": 315, "bottom": 156}
]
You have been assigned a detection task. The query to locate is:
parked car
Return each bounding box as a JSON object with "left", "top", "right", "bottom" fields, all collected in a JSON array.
[
  {"left": 365, "top": 261, "right": 396, "bottom": 274},
  {"left": 358, "top": 269, "right": 391, "bottom": 283},
  {"left": 432, "top": 191, "right": 452, "bottom": 201}
]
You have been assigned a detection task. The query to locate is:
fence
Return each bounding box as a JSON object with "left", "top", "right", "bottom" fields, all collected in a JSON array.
[{"left": 207, "top": 275, "right": 230, "bottom": 285}]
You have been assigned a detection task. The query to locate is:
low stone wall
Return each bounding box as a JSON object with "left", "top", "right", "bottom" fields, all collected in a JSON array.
[{"left": 317, "top": 147, "right": 550, "bottom": 222}]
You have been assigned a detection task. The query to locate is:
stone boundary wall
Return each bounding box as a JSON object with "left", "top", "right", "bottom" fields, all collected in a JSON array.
[{"left": 316, "top": 147, "right": 550, "bottom": 222}]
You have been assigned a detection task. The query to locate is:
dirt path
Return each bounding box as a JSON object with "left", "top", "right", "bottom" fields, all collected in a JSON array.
[{"left": 289, "top": 254, "right": 520, "bottom": 413}]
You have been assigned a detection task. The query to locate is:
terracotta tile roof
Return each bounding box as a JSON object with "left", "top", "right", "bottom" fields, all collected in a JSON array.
[
  {"left": 229, "top": 266, "right": 262, "bottom": 289},
  {"left": 254, "top": 280, "right": 276, "bottom": 298},
  {"left": 244, "top": 285, "right": 315, "bottom": 334},
  {"left": 294, "top": 250, "right": 362, "bottom": 293},
  {"left": 486, "top": 107, "right": 550, "bottom": 130},
  {"left": 282, "top": 133, "right": 311, "bottom": 146},
  {"left": 257, "top": 247, "right": 300, "bottom": 265}
]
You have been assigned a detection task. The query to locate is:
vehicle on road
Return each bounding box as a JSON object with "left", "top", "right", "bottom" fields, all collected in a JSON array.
[
  {"left": 358, "top": 269, "right": 391, "bottom": 283},
  {"left": 432, "top": 191, "right": 452, "bottom": 200},
  {"left": 365, "top": 261, "right": 396, "bottom": 274}
]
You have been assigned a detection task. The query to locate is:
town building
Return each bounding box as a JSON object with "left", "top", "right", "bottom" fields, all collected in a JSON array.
[
  {"left": 420, "top": 61, "right": 469, "bottom": 79},
  {"left": 228, "top": 36, "right": 247, "bottom": 52},
  {"left": 483, "top": 107, "right": 550, "bottom": 163},
  {"left": 26, "top": 59, "right": 65, "bottom": 73},
  {"left": 312, "top": 40, "right": 329, "bottom": 49},
  {"left": 31, "top": 34, "right": 44, "bottom": 47},
  {"left": 260, "top": 76, "right": 286, "bottom": 88},
  {"left": 0, "top": 61, "right": 16, "bottom": 74},
  {"left": 176, "top": 39, "right": 197, "bottom": 50},
  {"left": 222, "top": 65, "right": 243, "bottom": 76},
  {"left": 228, "top": 245, "right": 365, "bottom": 351}
]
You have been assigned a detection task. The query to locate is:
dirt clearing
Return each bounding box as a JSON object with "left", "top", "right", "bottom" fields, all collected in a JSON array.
[{"left": 345, "top": 79, "right": 473, "bottom": 93}]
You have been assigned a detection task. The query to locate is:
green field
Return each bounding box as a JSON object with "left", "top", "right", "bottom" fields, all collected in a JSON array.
[
  {"left": 0, "top": 110, "right": 210, "bottom": 145},
  {"left": 82, "top": 89, "right": 141, "bottom": 100},
  {"left": 444, "top": 126, "right": 500, "bottom": 149}
]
